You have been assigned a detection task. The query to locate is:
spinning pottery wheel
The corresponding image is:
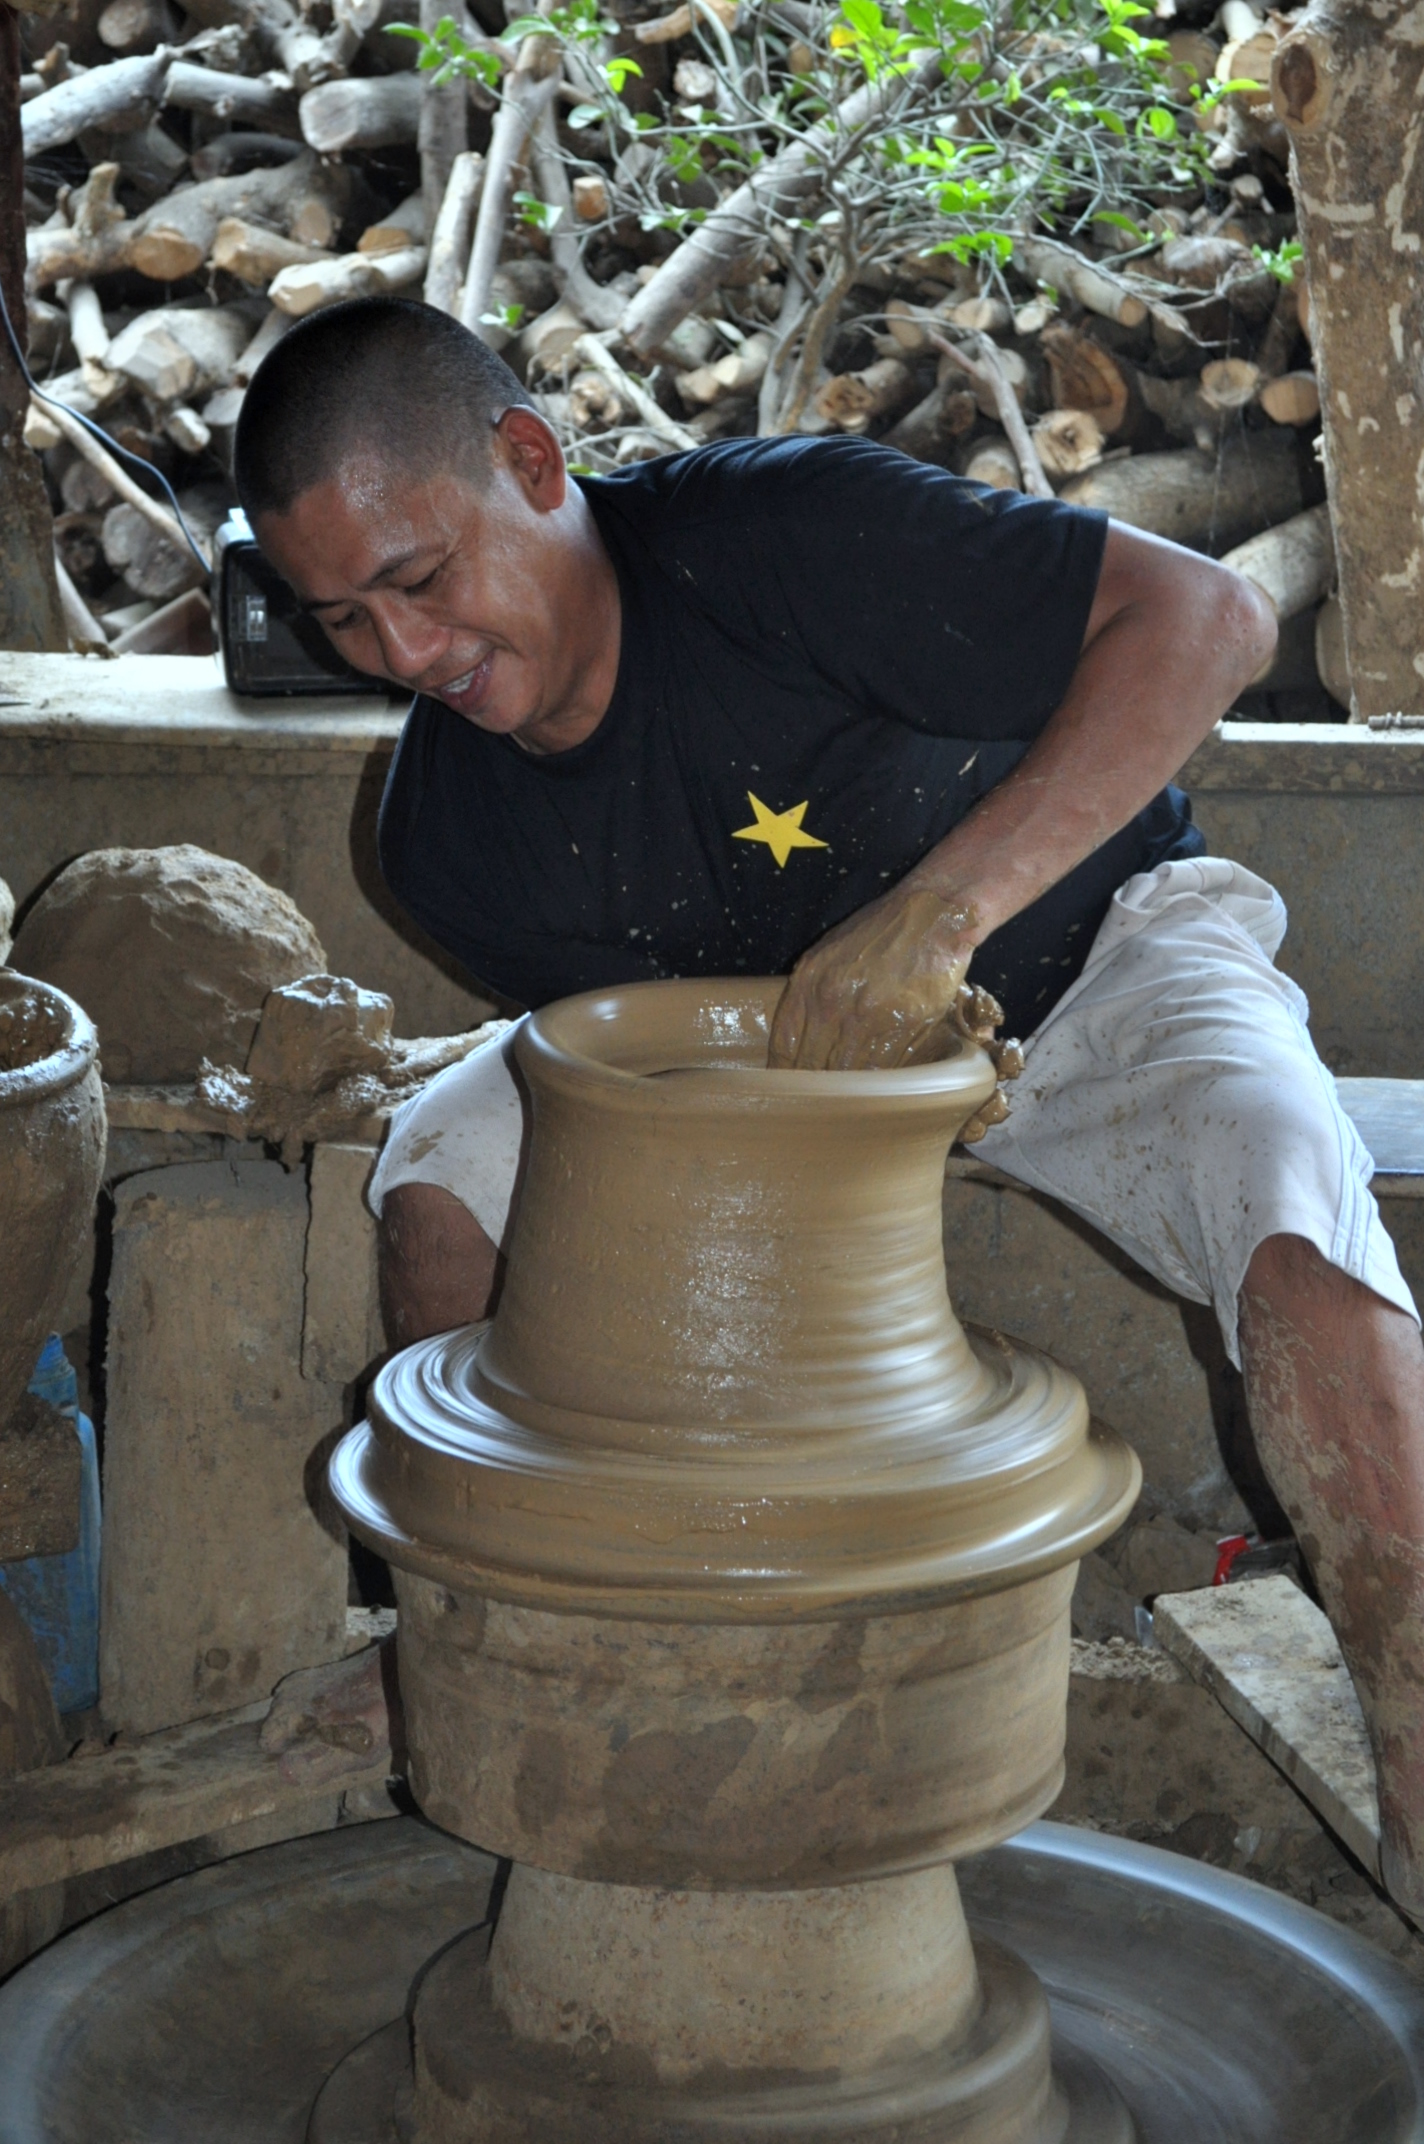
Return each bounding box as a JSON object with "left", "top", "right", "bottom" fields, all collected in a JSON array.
[
  {"left": 329, "top": 978, "right": 1140, "bottom": 2141},
  {"left": 6, "top": 978, "right": 1424, "bottom": 2143}
]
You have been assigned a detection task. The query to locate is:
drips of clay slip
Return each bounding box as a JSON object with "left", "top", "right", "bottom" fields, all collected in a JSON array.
[{"left": 331, "top": 977, "right": 1140, "bottom": 2143}]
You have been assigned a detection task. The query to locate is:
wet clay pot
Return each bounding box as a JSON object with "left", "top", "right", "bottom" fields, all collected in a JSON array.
[
  {"left": 0, "top": 972, "right": 105, "bottom": 1436},
  {"left": 331, "top": 980, "right": 1140, "bottom": 2143}
]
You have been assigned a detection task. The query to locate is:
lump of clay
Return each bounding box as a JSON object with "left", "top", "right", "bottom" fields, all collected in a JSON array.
[
  {"left": 245, "top": 974, "right": 394, "bottom": 1093},
  {"left": 11, "top": 846, "right": 326, "bottom": 1083}
]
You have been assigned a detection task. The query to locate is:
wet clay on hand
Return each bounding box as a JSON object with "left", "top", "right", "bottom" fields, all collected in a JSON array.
[
  {"left": 768, "top": 884, "right": 981, "bottom": 1072},
  {"left": 767, "top": 884, "right": 1024, "bottom": 1134}
]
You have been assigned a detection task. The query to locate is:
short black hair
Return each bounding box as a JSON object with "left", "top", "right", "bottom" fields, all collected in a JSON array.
[{"left": 233, "top": 297, "right": 536, "bottom": 523}]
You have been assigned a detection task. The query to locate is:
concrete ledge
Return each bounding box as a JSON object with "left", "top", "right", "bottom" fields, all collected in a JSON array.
[
  {"left": 1154, "top": 1576, "right": 1381, "bottom": 1880},
  {"left": 0, "top": 653, "right": 401, "bottom": 753},
  {"left": 1183, "top": 721, "right": 1424, "bottom": 793},
  {"left": 0, "top": 1695, "right": 398, "bottom": 1906}
]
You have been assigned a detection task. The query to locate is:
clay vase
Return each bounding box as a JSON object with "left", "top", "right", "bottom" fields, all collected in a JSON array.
[
  {"left": 0, "top": 972, "right": 106, "bottom": 1437},
  {"left": 331, "top": 979, "right": 1141, "bottom": 2143}
]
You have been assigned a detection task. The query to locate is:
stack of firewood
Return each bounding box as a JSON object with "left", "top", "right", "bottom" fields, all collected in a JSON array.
[{"left": 16, "top": 0, "right": 1341, "bottom": 712}]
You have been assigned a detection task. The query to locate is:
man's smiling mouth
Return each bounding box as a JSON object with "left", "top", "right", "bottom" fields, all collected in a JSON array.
[{"left": 432, "top": 650, "right": 495, "bottom": 714}]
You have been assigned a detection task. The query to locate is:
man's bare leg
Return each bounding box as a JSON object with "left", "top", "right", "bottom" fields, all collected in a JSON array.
[
  {"left": 378, "top": 1180, "right": 502, "bottom": 1345},
  {"left": 262, "top": 1185, "right": 502, "bottom": 1769},
  {"left": 1238, "top": 1232, "right": 1424, "bottom": 1917}
]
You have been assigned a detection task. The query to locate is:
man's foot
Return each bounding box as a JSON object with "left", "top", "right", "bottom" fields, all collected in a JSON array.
[{"left": 258, "top": 1637, "right": 403, "bottom": 1789}]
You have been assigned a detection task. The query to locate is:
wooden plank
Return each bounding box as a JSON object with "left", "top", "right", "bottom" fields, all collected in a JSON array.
[
  {"left": 0, "top": 1698, "right": 395, "bottom": 1902},
  {"left": 1154, "top": 1576, "right": 1381, "bottom": 1878}
]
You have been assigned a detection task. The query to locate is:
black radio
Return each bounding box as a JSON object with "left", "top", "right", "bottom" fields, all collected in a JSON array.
[{"left": 215, "top": 510, "right": 375, "bottom": 697}]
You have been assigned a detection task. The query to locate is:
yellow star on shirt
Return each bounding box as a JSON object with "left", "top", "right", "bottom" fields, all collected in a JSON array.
[{"left": 732, "top": 792, "right": 830, "bottom": 869}]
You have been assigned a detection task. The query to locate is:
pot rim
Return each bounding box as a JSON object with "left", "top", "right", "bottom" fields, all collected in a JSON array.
[
  {"left": 0, "top": 970, "right": 100, "bottom": 1112},
  {"left": 521, "top": 977, "right": 997, "bottom": 1104}
]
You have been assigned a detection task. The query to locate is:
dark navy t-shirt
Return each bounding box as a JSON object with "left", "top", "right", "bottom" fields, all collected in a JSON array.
[{"left": 378, "top": 435, "right": 1202, "bottom": 1037}]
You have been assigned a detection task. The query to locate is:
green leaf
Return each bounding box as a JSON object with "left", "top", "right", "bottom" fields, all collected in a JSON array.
[{"left": 604, "top": 53, "right": 643, "bottom": 88}]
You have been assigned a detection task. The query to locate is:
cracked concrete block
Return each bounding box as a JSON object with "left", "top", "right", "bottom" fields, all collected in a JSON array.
[
  {"left": 302, "top": 1142, "right": 383, "bottom": 1387},
  {"left": 101, "top": 1155, "right": 347, "bottom": 1736}
]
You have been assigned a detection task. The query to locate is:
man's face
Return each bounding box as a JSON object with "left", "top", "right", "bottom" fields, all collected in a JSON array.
[{"left": 254, "top": 410, "right": 594, "bottom": 745}]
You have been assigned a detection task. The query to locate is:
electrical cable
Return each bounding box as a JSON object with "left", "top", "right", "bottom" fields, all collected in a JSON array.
[{"left": 0, "top": 264, "right": 212, "bottom": 576}]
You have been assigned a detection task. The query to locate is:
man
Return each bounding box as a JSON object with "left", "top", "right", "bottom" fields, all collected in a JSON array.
[{"left": 237, "top": 297, "right": 1424, "bottom": 1916}]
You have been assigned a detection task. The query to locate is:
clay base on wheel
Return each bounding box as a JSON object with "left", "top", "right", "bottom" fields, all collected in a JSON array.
[{"left": 408, "top": 1926, "right": 1068, "bottom": 2144}]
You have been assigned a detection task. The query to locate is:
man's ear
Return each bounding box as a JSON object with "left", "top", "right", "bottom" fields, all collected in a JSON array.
[{"left": 495, "top": 406, "right": 568, "bottom": 512}]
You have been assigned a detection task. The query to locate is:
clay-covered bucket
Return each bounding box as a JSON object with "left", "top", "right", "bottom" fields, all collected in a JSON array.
[{"left": 0, "top": 972, "right": 106, "bottom": 1435}]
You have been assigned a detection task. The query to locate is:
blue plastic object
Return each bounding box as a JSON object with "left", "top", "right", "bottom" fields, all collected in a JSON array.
[{"left": 0, "top": 1335, "right": 101, "bottom": 1715}]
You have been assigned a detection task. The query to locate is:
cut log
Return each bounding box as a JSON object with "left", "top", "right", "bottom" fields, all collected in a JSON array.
[
  {"left": 21, "top": 48, "right": 169, "bottom": 158},
  {"left": 944, "top": 295, "right": 1011, "bottom": 337},
  {"left": 1040, "top": 325, "right": 1130, "bottom": 437},
  {"left": 1011, "top": 233, "right": 1147, "bottom": 330},
  {"left": 35, "top": 394, "right": 207, "bottom": 568},
  {"left": 1274, "top": 0, "right": 1424, "bottom": 717},
  {"left": 111, "top": 585, "right": 212, "bottom": 652},
  {"left": 1158, "top": 233, "right": 1251, "bottom": 290},
  {"left": 102, "top": 499, "right": 205, "bottom": 600},
  {"left": 210, "top": 215, "right": 329, "bottom": 285},
  {"left": 880, "top": 378, "right": 976, "bottom": 462},
  {"left": 53, "top": 553, "right": 113, "bottom": 656},
  {"left": 1060, "top": 436, "right": 1305, "bottom": 552},
  {"left": 424, "top": 148, "right": 483, "bottom": 316},
  {"left": 104, "top": 302, "right": 255, "bottom": 402},
  {"left": 675, "top": 330, "right": 774, "bottom": 410},
  {"left": 98, "top": 0, "right": 174, "bottom": 52},
  {"left": 67, "top": 278, "right": 108, "bottom": 377},
  {"left": 268, "top": 243, "right": 426, "bottom": 317},
  {"left": 567, "top": 367, "right": 625, "bottom": 429},
  {"left": 232, "top": 305, "right": 289, "bottom": 384},
  {"left": 1260, "top": 369, "right": 1320, "bottom": 426},
  {"left": 622, "top": 49, "right": 943, "bottom": 358},
  {"left": 634, "top": 0, "right": 736, "bottom": 39},
  {"left": 163, "top": 404, "right": 211, "bottom": 455},
  {"left": 357, "top": 191, "right": 426, "bottom": 254},
  {"left": 85, "top": 115, "right": 186, "bottom": 200},
  {"left": 299, "top": 70, "right": 423, "bottom": 154},
  {"left": 813, "top": 355, "right": 916, "bottom": 433},
  {"left": 1220, "top": 501, "right": 1335, "bottom": 623},
  {"left": 932, "top": 332, "right": 1051, "bottom": 499},
  {"left": 191, "top": 131, "right": 304, "bottom": 181},
  {"left": 1315, "top": 591, "right": 1349, "bottom": 707},
  {"left": 162, "top": 60, "right": 300, "bottom": 134},
  {"left": 958, "top": 342, "right": 1027, "bottom": 423},
  {"left": 520, "top": 296, "right": 586, "bottom": 376},
  {"left": 570, "top": 332, "right": 697, "bottom": 451},
  {"left": 1032, "top": 406, "right": 1105, "bottom": 480},
  {"left": 128, "top": 154, "right": 348, "bottom": 281},
  {"left": 1198, "top": 357, "right": 1259, "bottom": 410},
  {"left": 963, "top": 438, "right": 1020, "bottom": 489}
]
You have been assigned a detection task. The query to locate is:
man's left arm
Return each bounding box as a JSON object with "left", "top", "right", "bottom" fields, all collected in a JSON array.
[{"left": 768, "top": 521, "right": 1277, "bottom": 1070}]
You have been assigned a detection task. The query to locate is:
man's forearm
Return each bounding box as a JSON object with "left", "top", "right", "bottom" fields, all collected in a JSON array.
[{"left": 904, "top": 533, "right": 1276, "bottom": 946}]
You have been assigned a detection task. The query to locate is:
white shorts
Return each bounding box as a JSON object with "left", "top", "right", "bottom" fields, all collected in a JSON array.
[{"left": 368, "top": 858, "right": 1418, "bottom": 1368}]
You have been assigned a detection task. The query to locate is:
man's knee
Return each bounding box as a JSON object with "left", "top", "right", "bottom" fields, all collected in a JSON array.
[{"left": 378, "top": 1181, "right": 501, "bottom": 1347}]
